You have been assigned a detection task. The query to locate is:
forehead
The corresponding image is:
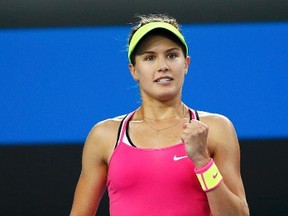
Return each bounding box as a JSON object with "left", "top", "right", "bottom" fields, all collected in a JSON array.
[{"left": 136, "top": 34, "right": 181, "bottom": 53}]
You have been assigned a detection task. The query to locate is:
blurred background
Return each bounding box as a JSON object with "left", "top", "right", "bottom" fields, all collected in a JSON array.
[{"left": 0, "top": 0, "right": 287, "bottom": 215}]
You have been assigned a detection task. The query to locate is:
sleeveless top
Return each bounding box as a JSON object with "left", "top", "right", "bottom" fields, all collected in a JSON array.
[{"left": 106, "top": 109, "right": 211, "bottom": 216}]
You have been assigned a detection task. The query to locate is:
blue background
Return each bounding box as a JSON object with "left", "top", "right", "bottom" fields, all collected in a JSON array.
[{"left": 1, "top": 22, "right": 287, "bottom": 144}]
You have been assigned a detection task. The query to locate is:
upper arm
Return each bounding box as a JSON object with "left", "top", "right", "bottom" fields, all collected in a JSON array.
[
  {"left": 70, "top": 121, "right": 117, "bottom": 216},
  {"left": 206, "top": 114, "right": 247, "bottom": 201}
]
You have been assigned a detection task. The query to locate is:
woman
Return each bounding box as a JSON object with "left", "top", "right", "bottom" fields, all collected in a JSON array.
[{"left": 70, "top": 14, "right": 249, "bottom": 216}]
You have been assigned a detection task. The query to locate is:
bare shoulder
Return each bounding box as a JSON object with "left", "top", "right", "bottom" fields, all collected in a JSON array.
[
  {"left": 197, "top": 111, "right": 235, "bottom": 133},
  {"left": 197, "top": 111, "right": 239, "bottom": 155},
  {"left": 90, "top": 115, "right": 125, "bottom": 136},
  {"left": 197, "top": 110, "right": 230, "bottom": 121},
  {"left": 90, "top": 115, "right": 125, "bottom": 138},
  {"left": 83, "top": 115, "right": 126, "bottom": 164}
]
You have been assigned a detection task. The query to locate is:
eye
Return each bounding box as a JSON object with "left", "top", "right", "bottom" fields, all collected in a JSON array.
[
  {"left": 145, "top": 55, "right": 155, "bottom": 61},
  {"left": 167, "top": 53, "right": 178, "bottom": 59}
]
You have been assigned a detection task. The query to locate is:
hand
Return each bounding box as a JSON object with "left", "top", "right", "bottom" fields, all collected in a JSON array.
[{"left": 181, "top": 119, "right": 210, "bottom": 168}]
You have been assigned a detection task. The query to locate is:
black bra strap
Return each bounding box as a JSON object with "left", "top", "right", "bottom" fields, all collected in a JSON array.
[
  {"left": 195, "top": 110, "right": 200, "bottom": 120},
  {"left": 114, "top": 115, "right": 127, "bottom": 149},
  {"left": 188, "top": 109, "right": 199, "bottom": 121}
]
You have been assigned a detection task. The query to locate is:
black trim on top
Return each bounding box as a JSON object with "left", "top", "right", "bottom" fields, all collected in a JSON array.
[
  {"left": 188, "top": 109, "right": 199, "bottom": 121},
  {"left": 126, "top": 124, "right": 137, "bottom": 148},
  {"left": 114, "top": 115, "right": 127, "bottom": 149},
  {"left": 195, "top": 110, "right": 200, "bottom": 121}
]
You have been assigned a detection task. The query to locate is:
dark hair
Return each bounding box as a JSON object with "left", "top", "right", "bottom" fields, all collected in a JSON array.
[{"left": 128, "top": 14, "right": 186, "bottom": 65}]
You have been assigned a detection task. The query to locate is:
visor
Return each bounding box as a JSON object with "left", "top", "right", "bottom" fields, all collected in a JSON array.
[{"left": 128, "top": 22, "right": 188, "bottom": 63}]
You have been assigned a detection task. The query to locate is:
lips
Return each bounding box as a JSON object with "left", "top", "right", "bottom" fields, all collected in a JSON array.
[{"left": 155, "top": 77, "right": 173, "bottom": 83}]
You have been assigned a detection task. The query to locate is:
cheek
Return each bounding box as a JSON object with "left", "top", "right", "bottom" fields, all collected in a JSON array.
[
  {"left": 139, "top": 74, "right": 153, "bottom": 84},
  {"left": 137, "top": 66, "right": 154, "bottom": 80}
]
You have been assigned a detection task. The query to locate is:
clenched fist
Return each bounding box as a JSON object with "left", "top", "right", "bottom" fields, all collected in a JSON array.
[{"left": 181, "top": 119, "right": 211, "bottom": 169}]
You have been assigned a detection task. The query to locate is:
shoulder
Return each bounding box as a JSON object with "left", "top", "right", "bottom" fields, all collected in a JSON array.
[
  {"left": 197, "top": 111, "right": 239, "bottom": 155},
  {"left": 88, "top": 114, "right": 128, "bottom": 145},
  {"left": 198, "top": 111, "right": 233, "bottom": 128},
  {"left": 197, "top": 111, "right": 235, "bottom": 133},
  {"left": 91, "top": 115, "right": 126, "bottom": 135},
  {"left": 83, "top": 114, "right": 127, "bottom": 163}
]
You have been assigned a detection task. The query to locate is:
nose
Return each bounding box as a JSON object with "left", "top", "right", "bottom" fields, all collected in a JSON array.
[
  {"left": 159, "top": 65, "right": 169, "bottom": 72},
  {"left": 158, "top": 58, "right": 169, "bottom": 72}
]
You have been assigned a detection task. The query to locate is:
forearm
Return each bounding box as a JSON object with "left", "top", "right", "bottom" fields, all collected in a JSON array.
[
  {"left": 70, "top": 208, "right": 97, "bottom": 216},
  {"left": 206, "top": 183, "right": 249, "bottom": 216},
  {"left": 69, "top": 183, "right": 100, "bottom": 216},
  {"left": 70, "top": 173, "right": 106, "bottom": 216},
  {"left": 193, "top": 158, "right": 249, "bottom": 216}
]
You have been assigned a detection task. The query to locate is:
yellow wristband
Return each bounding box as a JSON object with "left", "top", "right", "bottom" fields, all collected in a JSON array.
[{"left": 194, "top": 158, "right": 223, "bottom": 192}]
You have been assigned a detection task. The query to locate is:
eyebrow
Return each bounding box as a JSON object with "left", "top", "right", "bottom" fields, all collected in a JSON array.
[{"left": 140, "top": 47, "right": 181, "bottom": 55}]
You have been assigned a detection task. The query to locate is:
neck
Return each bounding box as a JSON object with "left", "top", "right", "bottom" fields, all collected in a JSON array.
[{"left": 139, "top": 102, "right": 186, "bottom": 121}]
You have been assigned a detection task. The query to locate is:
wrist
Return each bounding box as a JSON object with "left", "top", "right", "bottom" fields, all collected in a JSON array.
[
  {"left": 194, "top": 158, "right": 223, "bottom": 192},
  {"left": 193, "top": 156, "right": 211, "bottom": 169}
]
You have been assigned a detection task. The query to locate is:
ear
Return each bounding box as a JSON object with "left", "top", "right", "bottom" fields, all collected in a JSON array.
[
  {"left": 184, "top": 56, "right": 191, "bottom": 74},
  {"left": 185, "top": 56, "right": 191, "bottom": 71},
  {"left": 129, "top": 64, "right": 139, "bottom": 81}
]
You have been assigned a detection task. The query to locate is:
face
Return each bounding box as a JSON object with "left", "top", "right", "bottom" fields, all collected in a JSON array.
[{"left": 129, "top": 34, "right": 190, "bottom": 102}]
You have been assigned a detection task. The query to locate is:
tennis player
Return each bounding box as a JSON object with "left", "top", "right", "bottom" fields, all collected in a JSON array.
[{"left": 70, "top": 13, "right": 249, "bottom": 216}]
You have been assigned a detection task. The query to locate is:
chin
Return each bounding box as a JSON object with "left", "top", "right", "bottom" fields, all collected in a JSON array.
[{"left": 156, "top": 92, "right": 178, "bottom": 101}]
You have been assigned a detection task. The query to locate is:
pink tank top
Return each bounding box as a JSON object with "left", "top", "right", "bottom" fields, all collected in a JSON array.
[{"left": 107, "top": 109, "right": 211, "bottom": 216}]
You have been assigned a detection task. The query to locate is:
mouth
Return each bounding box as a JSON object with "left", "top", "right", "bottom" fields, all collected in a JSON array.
[{"left": 155, "top": 77, "right": 173, "bottom": 83}]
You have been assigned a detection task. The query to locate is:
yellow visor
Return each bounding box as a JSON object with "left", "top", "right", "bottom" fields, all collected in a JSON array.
[{"left": 128, "top": 22, "right": 188, "bottom": 63}]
